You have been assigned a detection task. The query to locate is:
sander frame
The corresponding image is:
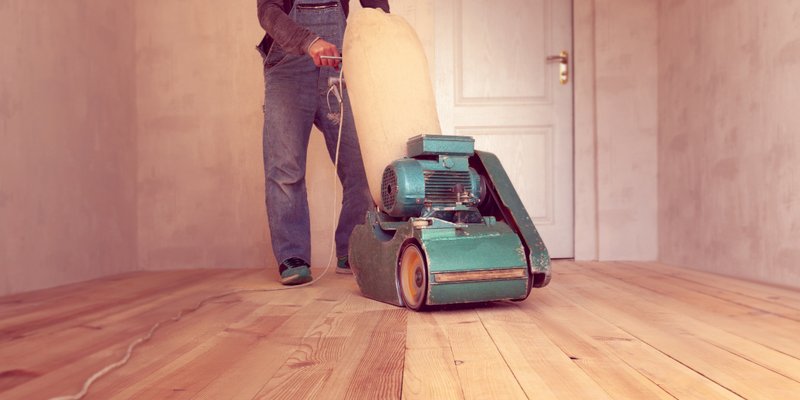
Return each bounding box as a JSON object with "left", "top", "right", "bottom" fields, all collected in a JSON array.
[{"left": 349, "top": 135, "right": 551, "bottom": 310}]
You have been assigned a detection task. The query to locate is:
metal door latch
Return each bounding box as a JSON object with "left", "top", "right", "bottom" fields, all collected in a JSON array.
[{"left": 546, "top": 51, "right": 569, "bottom": 85}]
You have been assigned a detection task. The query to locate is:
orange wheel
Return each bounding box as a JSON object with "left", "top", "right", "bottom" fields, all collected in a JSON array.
[{"left": 398, "top": 243, "right": 427, "bottom": 310}]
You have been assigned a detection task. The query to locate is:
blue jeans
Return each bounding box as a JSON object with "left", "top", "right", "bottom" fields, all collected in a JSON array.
[{"left": 260, "top": 0, "right": 372, "bottom": 265}]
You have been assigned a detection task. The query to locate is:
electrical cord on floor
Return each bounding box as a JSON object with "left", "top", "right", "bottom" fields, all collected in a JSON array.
[{"left": 49, "top": 67, "right": 347, "bottom": 400}]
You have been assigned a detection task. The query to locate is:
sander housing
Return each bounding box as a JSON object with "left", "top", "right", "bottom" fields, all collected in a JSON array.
[{"left": 349, "top": 135, "right": 551, "bottom": 310}]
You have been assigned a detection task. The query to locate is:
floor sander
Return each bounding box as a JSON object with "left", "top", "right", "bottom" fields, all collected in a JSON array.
[{"left": 348, "top": 134, "right": 551, "bottom": 310}]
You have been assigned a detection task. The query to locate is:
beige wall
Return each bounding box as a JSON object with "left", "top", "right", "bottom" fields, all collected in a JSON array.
[
  {"left": 0, "top": 1, "right": 138, "bottom": 295},
  {"left": 659, "top": 0, "right": 800, "bottom": 287},
  {"left": 134, "top": 0, "right": 273, "bottom": 270},
  {"left": 574, "top": 0, "right": 659, "bottom": 260},
  {"left": 573, "top": 0, "right": 599, "bottom": 260}
]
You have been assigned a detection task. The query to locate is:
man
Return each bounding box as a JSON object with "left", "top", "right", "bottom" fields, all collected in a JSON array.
[{"left": 256, "top": 0, "right": 389, "bottom": 285}]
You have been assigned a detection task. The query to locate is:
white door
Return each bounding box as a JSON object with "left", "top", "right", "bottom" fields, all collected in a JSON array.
[{"left": 434, "top": 0, "right": 574, "bottom": 258}]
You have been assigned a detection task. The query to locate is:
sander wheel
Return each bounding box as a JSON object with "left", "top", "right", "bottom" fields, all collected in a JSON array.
[{"left": 398, "top": 243, "right": 427, "bottom": 310}]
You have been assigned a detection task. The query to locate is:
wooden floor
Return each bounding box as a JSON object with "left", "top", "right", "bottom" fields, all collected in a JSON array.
[{"left": 1, "top": 261, "right": 800, "bottom": 399}]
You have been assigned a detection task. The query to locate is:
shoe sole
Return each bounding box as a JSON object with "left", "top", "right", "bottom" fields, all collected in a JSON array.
[
  {"left": 280, "top": 273, "right": 313, "bottom": 285},
  {"left": 336, "top": 267, "right": 353, "bottom": 275}
]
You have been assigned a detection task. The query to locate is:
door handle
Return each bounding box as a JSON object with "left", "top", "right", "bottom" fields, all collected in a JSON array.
[{"left": 546, "top": 51, "right": 569, "bottom": 85}]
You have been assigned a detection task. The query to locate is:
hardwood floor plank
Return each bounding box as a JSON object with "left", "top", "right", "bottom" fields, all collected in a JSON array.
[
  {"left": 248, "top": 276, "right": 404, "bottom": 400},
  {"left": 4, "top": 270, "right": 307, "bottom": 399},
  {"left": 192, "top": 286, "right": 347, "bottom": 400},
  {"left": 0, "top": 270, "right": 223, "bottom": 339},
  {"left": 2, "top": 263, "right": 798, "bottom": 399},
  {"left": 432, "top": 310, "right": 528, "bottom": 399},
  {"left": 505, "top": 297, "right": 676, "bottom": 400},
  {"left": 343, "top": 309, "right": 406, "bottom": 399},
  {"left": 253, "top": 296, "right": 384, "bottom": 399},
  {"left": 0, "top": 270, "right": 254, "bottom": 383},
  {"left": 106, "top": 285, "right": 339, "bottom": 399},
  {"left": 527, "top": 290, "right": 741, "bottom": 400},
  {"left": 476, "top": 304, "right": 616, "bottom": 400},
  {"left": 629, "top": 261, "right": 800, "bottom": 311},
  {"left": 3, "top": 293, "right": 250, "bottom": 399},
  {"left": 0, "top": 271, "right": 163, "bottom": 318},
  {"left": 557, "top": 262, "right": 800, "bottom": 399},
  {"left": 612, "top": 262, "right": 800, "bottom": 322},
  {"left": 604, "top": 262, "right": 800, "bottom": 356},
  {"left": 571, "top": 262, "right": 800, "bottom": 372},
  {"left": 402, "top": 312, "right": 464, "bottom": 400}
]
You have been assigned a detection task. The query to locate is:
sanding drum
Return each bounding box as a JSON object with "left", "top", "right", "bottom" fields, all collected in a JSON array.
[{"left": 343, "top": 8, "right": 442, "bottom": 206}]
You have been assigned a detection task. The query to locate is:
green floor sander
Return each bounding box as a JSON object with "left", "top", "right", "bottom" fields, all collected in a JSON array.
[{"left": 348, "top": 135, "right": 551, "bottom": 310}]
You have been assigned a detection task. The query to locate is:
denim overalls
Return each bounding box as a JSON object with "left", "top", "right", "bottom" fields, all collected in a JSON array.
[{"left": 260, "top": 0, "right": 372, "bottom": 266}]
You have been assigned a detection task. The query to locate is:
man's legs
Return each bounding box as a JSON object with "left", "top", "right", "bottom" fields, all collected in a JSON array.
[{"left": 263, "top": 75, "right": 318, "bottom": 267}]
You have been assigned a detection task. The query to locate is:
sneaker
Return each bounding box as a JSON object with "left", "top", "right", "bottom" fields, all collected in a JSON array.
[
  {"left": 336, "top": 255, "right": 352, "bottom": 275},
  {"left": 279, "top": 257, "right": 313, "bottom": 285}
]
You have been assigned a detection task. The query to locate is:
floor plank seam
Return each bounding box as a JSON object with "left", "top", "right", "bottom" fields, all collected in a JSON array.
[
  {"left": 247, "top": 292, "right": 313, "bottom": 400},
  {"left": 618, "top": 262, "right": 800, "bottom": 317},
  {"left": 666, "top": 276, "right": 800, "bottom": 319},
  {"left": 707, "top": 334, "right": 800, "bottom": 364},
  {"left": 475, "top": 308, "right": 530, "bottom": 400},
  {"left": 698, "top": 337, "right": 800, "bottom": 384},
  {"left": 399, "top": 314, "right": 407, "bottom": 400},
  {"left": 254, "top": 291, "right": 353, "bottom": 399},
  {"left": 443, "top": 318, "right": 468, "bottom": 400},
  {"left": 542, "top": 340, "right": 618, "bottom": 399},
  {"left": 516, "top": 300, "right": 619, "bottom": 400},
  {"left": 614, "top": 356, "right": 679, "bottom": 400},
  {"left": 607, "top": 275, "right": 800, "bottom": 322},
  {"left": 618, "top": 262, "right": 800, "bottom": 312},
  {"left": 565, "top": 265, "right": 748, "bottom": 400},
  {"left": 584, "top": 262, "right": 800, "bottom": 350},
  {"left": 0, "top": 274, "right": 214, "bottom": 340},
  {"left": 91, "top": 294, "right": 255, "bottom": 399},
  {"left": 580, "top": 309, "right": 745, "bottom": 400}
]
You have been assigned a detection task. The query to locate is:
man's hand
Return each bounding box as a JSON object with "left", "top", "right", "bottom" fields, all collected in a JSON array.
[{"left": 307, "top": 38, "right": 340, "bottom": 69}]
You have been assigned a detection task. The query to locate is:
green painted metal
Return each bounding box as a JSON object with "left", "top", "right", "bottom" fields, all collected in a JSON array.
[
  {"left": 428, "top": 280, "right": 529, "bottom": 305},
  {"left": 348, "top": 135, "right": 551, "bottom": 309},
  {"left": 349, "top": 211, "right": 529, "bottom": 307},
  {"left": 383, "top": 156, "right": 481, "bottom": 217},
  {"left": 407, "top": 134, "right": 475, "bottom": 157},
  {"left": 421, "top": 222, "right": 529, "bottom": 305},
  {"left": 348, "top": 211, "right": 408, "bottom": 307},
  {"left": 381, "top": 159, "right": 426, "bottom": 217},
  {"left": 472, "top": 150, "right": 552, "bottom": 287}
]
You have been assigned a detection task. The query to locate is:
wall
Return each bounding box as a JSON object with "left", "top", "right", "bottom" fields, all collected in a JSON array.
[
  {"left": 0, "top": 1, "right": 137, "bottom": 295},
  {"left": 659, "top": 0, "right": 800, "bottom": 287},
  {"left": 574, "top": 0, "right": 659, "bottom": 260},
  {"left": 134, "top": 0, "right": 271, "bottom": 270},
  {"left": 573, "top": 0, "right": 599, "bottom": 260}
]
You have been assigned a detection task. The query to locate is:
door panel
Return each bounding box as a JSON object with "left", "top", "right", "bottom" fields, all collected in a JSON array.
[
  {"left": 436, "top": 0, "right": 574, "bottom": 257},
  {"left": 458, "top": 1, "right": 548, "bottom": 102},
  {"left": 456, "top": 126, "right": 554, "bottom": 224}
]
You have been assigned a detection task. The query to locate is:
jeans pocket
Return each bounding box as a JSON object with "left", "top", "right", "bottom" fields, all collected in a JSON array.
[
  {"left": 296, "top": 1, "right": 339, "bottom": 10},
  {"left": 265, "top": 45, "right": 288, "bottom": 69}
]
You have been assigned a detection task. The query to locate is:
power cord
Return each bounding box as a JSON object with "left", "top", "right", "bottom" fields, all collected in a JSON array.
[{"left": 49, "top": 66, "right": 347, "bottom": 400}]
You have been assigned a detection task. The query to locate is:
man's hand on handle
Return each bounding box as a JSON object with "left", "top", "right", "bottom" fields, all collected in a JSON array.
[{"left": 307, "top": 38, "right": 340, "bottom": 69}]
